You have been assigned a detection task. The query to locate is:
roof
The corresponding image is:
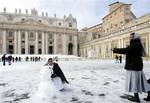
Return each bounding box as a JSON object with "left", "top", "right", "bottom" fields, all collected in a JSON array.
[
  {"left": 102, "top": 3, "right": 131, "bottom": 20},
  {"left": 109, "top": 1, "right": 131, "bottom": 6}
]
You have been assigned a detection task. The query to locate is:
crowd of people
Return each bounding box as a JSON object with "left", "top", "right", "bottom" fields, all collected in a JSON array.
[
  {"left": 115, "top": 55, "right": 122, "bottom": 63},
  {"left": 1, "top": 54, "right": 44, "bottom": 66}
]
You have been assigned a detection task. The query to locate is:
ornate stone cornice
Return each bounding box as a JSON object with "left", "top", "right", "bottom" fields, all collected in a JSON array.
[{"left": 0, "top": 23, "right": 78, "bottom": 35}]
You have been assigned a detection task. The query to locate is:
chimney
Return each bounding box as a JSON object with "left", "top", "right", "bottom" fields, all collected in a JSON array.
[
  {"left": 26, "top": 9, "right": 28, "bottom": 14},
  {"left": 15, "top": 9, "right": 18, "bottom": 14},
  {"left": 19, "top": 9, "right": 21, "bottom": 14},
  {"left": 54, "top": 13, "right": 56, "bottom": 18},
  {"left": 41, "top": 12, "right": 44, "bottom": 16},
  {"left": 46, "top": 12, "right": 48, "bottom": 16},
  {"left": 3, "top": 8, "right": 6, "bottom": 13}
]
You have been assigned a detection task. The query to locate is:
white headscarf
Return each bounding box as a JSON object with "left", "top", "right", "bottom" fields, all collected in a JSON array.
[
  {"left": 133, "top": 33, "right": 147, "bottom": 57},
  {"left": 133, "top": 33, "right": 140, "bottom": 39}
]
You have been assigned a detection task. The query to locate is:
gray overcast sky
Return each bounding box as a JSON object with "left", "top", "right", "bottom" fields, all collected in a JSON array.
[{"left": 0, "top": 0, "right": 150, "bottom": 29}]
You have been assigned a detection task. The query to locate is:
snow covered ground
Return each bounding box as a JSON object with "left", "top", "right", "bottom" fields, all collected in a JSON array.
[{"left": 0, "top": 57, "right": 150, "bottom": 103}]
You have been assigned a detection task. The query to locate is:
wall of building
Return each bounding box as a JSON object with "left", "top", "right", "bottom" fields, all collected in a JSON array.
[
  {"left": 79, "top": 2, "right": 150, "bottom": 60},
  {"left": 0, "top": 9, "right": 78, "bottom": 55}
]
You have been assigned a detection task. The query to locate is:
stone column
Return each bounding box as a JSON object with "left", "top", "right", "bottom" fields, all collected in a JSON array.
[
  {"left": 83, "top": 48, "right": 85, "bottom": 57},
  {"left": 120, "top": 39, "right": 124, "bottom": 48},
  {"left": 74, "top": 35, "right": 78, "bottom": 56},
  {"left": 14, "top": 30, "right": 17, "bottom": 54},
  {"left": 25, "top": 31, "right": 28, "bottom": 54},
  {"left": 45, "top": 32, "right": 48, "bottom": 54},
  {"left": 118, "top": 39, "right": 121, "bottom": 48},
  {"left": 102, "top": 43, "right": 106, "bottom": 59},
  {"left": 145, "top": 36, "right": 149, "bottom": 56},
  {"left": 54, "top": 33, "right": 57, "bottom": 54},
  {"left": 18, "top": 30, "right": 21, "bottom": 54},
  {"left": 62, "top": 34, "right": 67, "bottom": 55},
  {"left": 35, "top": 31, "right": 38, "bottom": 54},
  {"left": 148, "top": 33, "right": 150, "bottom": 59},
  {"left": 95, "top": 45, "right": 99, "bottom": 59},
  {"left": 2, "top": 30, "right": 7, "bottom": 54},
  {"left": 42, "top": 32, "right": 45, "bottom": 54},
  {"left": 108, "top": 41, "right": 112, "bottom": 59}
]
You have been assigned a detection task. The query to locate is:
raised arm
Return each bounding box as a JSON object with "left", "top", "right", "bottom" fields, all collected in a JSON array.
[{"left": 113, "top": 43, "right": 136, "bottom": 54}]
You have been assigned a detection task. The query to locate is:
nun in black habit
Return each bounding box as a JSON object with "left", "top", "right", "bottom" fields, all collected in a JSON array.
[{"left": 112, "top": 33, "right": 150, "bottom": 102}]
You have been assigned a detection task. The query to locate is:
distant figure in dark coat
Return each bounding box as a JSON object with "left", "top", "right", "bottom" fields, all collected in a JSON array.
[
  {"left": 119, "top": 55, "right": 122, "bottom": 63},
  {"left": 115, "top": 55, "right": 119, "bottom": 63},
  {"left": 112, "top": 32, "right": 150, "bottom": 102},
  {"left": 7, "top": 55, "right": 12, "bottom": 65},
  {"left": 2, "top": 54, "right": 6, "bottom": 66},
  {"left": 18, "top": 57, "right": 21, "bottom": 62},
  {"left": 15, "top": 57, "right": 18, "bottom": 62},
  {"left": 12, "top": 57, "right": 15, "bottom": 62}
]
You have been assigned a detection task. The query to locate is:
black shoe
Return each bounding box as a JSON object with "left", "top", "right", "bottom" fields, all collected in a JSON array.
[
  {"left": 128, "top": 97, "right": 140, "bottom": 102},
  {"left": 60, "top": 88, "right": 65, "bottom": 92},
  {"left": 144, "top": 96, "right": 150, "bottom": 101}
]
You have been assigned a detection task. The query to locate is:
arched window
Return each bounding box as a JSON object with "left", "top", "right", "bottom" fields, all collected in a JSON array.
[
  {"left": 30, "top": 32, "right": 34, "bottom": 38},
  {"left": 38, "top": 49, "right": 42, "bottom": 54},
  {"left": 8, "top": 31, "right": 13, "bottom": 37},
  {"left": 29, "top": 45, "right": 34, "bottom": 54},
  {"left": 38, "top": 33, "right": 42, "bottom": 39},
  {"left": 49, "top": 34, "right": 52, "bottom": 39},
  {"left": 69, "top": 23, "right": 72, "bottom": 27},
  {"left": 69, "top": 36, "right": 72, "bottom": 41},
  {"left": 8, "top": 45, "right": 14, "bottom": 54},
  {"left": 68, "top": 43, "right": 73, "bottom": 55},
  {"left": 21, "top": 32, "right": 25, "bottom": 38},
  {"left": 21, "top": 48, "right": 25, "bottom": 54},
  {"left": 21, "top": 18, "right": 25, "bottom": 21},
  {"left": 48, "top": 46, "right": 53, "bottom": 54},
  {"left": 58, "top": 22, "right": 62, "bottom": 26}
]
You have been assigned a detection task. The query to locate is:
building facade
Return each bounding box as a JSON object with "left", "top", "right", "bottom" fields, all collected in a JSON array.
[
  {"left": 0, "top": 8, "right": 78, "bottom": 55},
  {"left": 79, "top": 2, "right": 150, "bottom": 60}
]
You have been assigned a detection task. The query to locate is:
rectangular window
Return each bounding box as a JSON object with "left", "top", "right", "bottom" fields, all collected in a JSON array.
[
  {"left": 21, "top": 48, "right": 25, "bottom": 54},
  {"left": 69, "top": 23, "right": 72, "bottom": 27},
  {"left": 99, "top": 48, "right": 101, "bottom": 54},
  {"left": 22, "top": 32, "right": 25, "bottom": 38},
  {"left": 38, "top": 33, "right": 42, "bottom": 39},
  {"left": 49, "top": 41, "right": 52, "bottom": 44},
  {"left": 49, "top": 34, "right": 52, "bottom": 39},
  {"left": 38, "top": 41, "right": 41, "bottom": 44},
  {"left": 69, "top": 36, "right": 72, "bottom": 41},
  {"left": 30, "top": 32, "right": 34, "bottom": 38},
  {"left": 9, "top": 40, "right": 12, "bottom": 43},
  {"left": 59, "top": 23, "right": 62, "bottom": 26},
  {"left": 8, "top": 31, "right": 13, "bottom": 37},
  {"left": 115, "top": 24, "right": 118, "bottom": 27}
]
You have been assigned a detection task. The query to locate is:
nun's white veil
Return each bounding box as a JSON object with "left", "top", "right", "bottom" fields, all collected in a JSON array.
[{"left": 133, "top": 33, "right": 147, "bottom": 57}]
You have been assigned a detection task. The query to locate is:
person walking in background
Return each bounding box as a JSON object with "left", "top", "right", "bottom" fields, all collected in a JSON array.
[
  {"left": 2, "top": 54, "right": 6, "bottom": 66},
  {"left": 8, "top": 55, "right": 12, "bottom": 65},
  {"left": 115, "top": 55, "right": 119, "bottom": 63},
  {"left": 15, "top": 57, "right": 18, "bottom": 62},
  {"left": 25, "top": 56, "right": 29, "bottom": 62},
  {"left": 112, "top": 32, "right": 150, "bottom": 102},
  {"left": 119, "top": 55, "right": 122, "bottom": 63}
]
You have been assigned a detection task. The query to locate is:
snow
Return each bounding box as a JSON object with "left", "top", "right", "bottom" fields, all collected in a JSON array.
[{"left": 0, "top": 56, "right": 150, "bottom": 103}]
